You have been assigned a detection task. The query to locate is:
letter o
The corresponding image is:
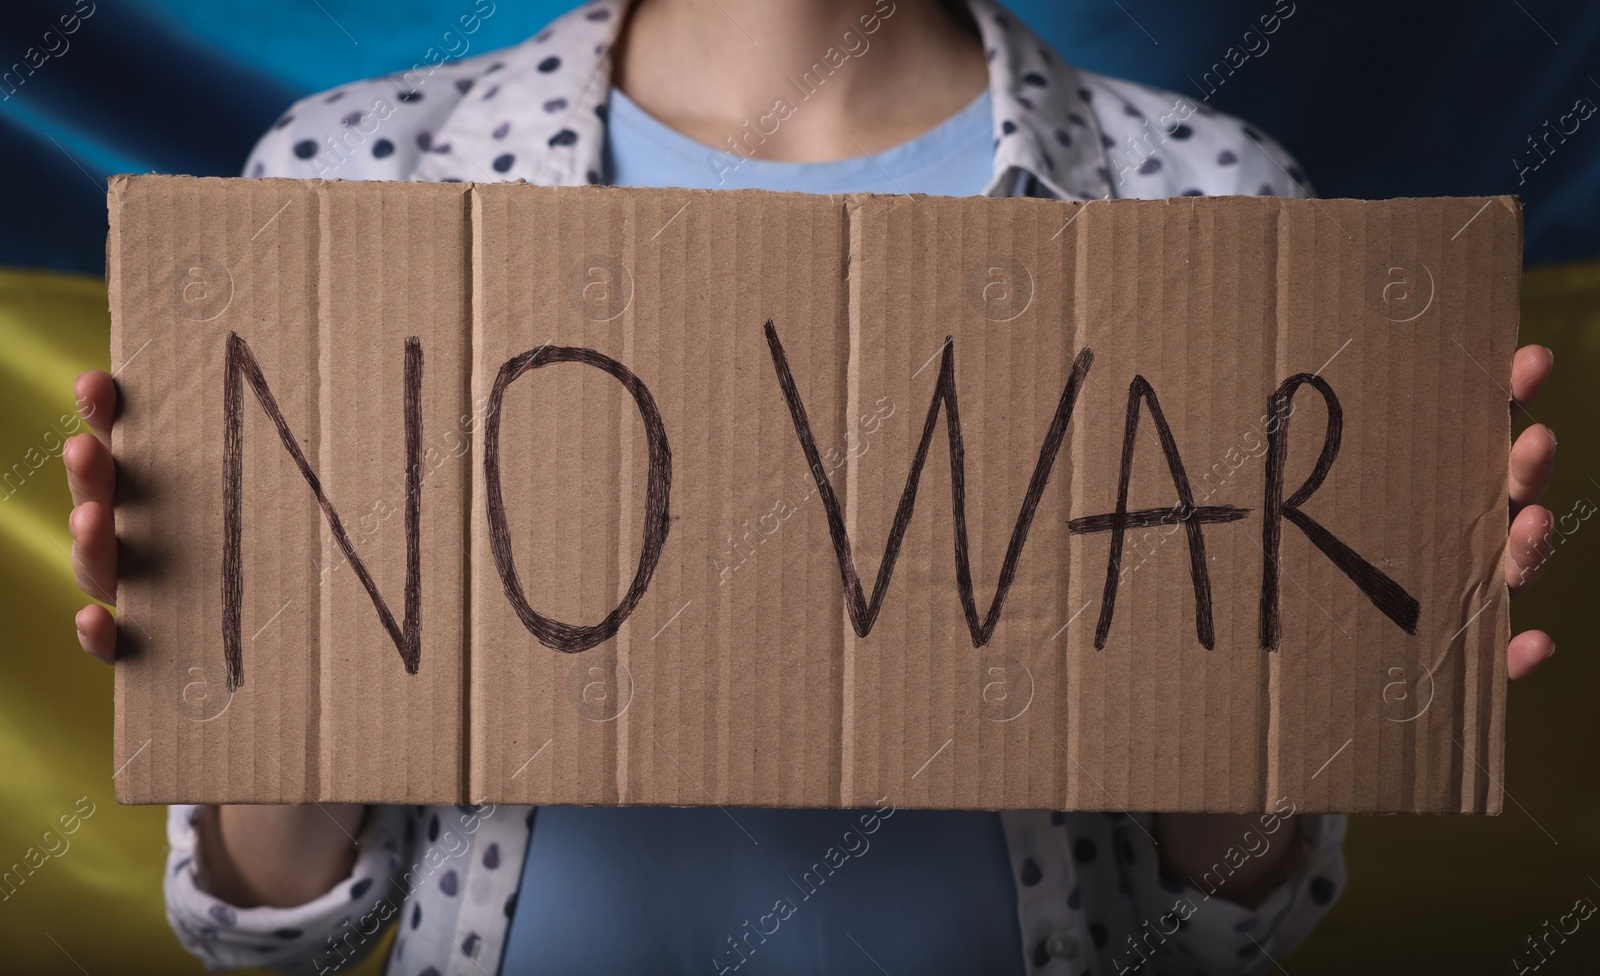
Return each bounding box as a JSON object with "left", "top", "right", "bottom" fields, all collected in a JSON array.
[{"left": 483, "top": 345, "right": 672, "bottom": 652}]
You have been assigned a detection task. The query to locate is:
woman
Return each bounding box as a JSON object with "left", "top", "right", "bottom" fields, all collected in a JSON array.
[{"left": 64, "top": 0, "right": 1558, "bottom": 973}]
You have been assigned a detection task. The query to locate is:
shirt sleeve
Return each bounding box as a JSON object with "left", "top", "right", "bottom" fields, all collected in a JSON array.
[
  {"left": 1114, "top": 810, "right": 1347, "bottom": 975},
  {"left": 164, "top": 804, "right": 411, "bottom": 974}
]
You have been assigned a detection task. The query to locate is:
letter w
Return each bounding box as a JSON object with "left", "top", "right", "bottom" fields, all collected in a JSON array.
[
  {"left": 222, "top": 332, "right": 422, "bottom": 690},
  {"left": 763, "top": 321, "right": 1093, "bottom": 645}
]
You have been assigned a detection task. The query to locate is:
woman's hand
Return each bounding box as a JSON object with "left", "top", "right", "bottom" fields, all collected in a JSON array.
[
  {"left": 63, "top": 370, "right": 365, "bottom": 908},
  {"left": 65, "top": 370, "right": 118, "bottom": 660},
  {"left": 1505, "top": 344, "right": 1557, "bottom": 679},
  {"left": 1158, "top": 345, "right": 1557, "bottom": 907}
]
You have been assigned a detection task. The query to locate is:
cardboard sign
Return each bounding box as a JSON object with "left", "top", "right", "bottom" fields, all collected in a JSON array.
[{"left": 108, "top": 175, "right": 1520, "bottom": 812}]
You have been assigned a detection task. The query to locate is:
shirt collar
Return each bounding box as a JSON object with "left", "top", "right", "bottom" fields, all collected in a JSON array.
[
  {"left": 414, "top": 0, "right": 1112, "bottom": 201},
  {"left": 967, "top": 0, "right": 1113, "bottom": 200},
  {"left": 411, "top": 0, "right": 623, "bottom": 186}
]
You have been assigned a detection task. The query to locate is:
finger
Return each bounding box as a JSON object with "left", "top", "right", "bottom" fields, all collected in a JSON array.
[
  {"left": 74, "top": 370, "right": 117, "bottom": 449},
  {"left": 1508, "top": 424, "right": 1555, "bottom": 508},
  {"left": 1505, "top": 504, "right": 1553, "bottom": 596},
  {"left": 76, "top": 604, "right": 117, "bottom": 664},
  {"left": 69, "top": 500, "right": 118, "bottom": 604},
  {"left": 63, "top": 432, "right": 114, "bottom": 510},
  {"left": 1508, "top": 630, "right": 1554, "bottom": 681},
  {"left": 1510, "top": 345, "right": 1552, "bottom": 411}
]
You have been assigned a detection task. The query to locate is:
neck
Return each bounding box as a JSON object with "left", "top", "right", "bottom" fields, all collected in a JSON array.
[{"left": 613, "top": 0, "right": 988, "bottom": 161}]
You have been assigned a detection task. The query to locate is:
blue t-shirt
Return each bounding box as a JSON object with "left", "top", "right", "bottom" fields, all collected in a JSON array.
[
  {"left": 502, "top": 806, "right": 1023, "bottom": 974},
  {"left": 603, "top": 86, "right": 995, "bottom": 195},
  {"left": 501, "top": 87, "right": 1020, "bottom": 976}
]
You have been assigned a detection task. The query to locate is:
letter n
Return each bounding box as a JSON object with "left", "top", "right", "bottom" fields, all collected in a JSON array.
[{"left": 222, "top": 332, "right": 422, "bottom": 690}]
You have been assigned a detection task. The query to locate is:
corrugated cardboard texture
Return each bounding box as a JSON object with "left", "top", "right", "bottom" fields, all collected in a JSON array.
[{"left": 109, "top": 176, "right": 1519, "bottom": 813}]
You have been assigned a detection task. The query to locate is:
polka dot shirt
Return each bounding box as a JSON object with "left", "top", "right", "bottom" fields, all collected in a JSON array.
[{"left": 169, "top": 2, "right": 1343, "bottom": 975}]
